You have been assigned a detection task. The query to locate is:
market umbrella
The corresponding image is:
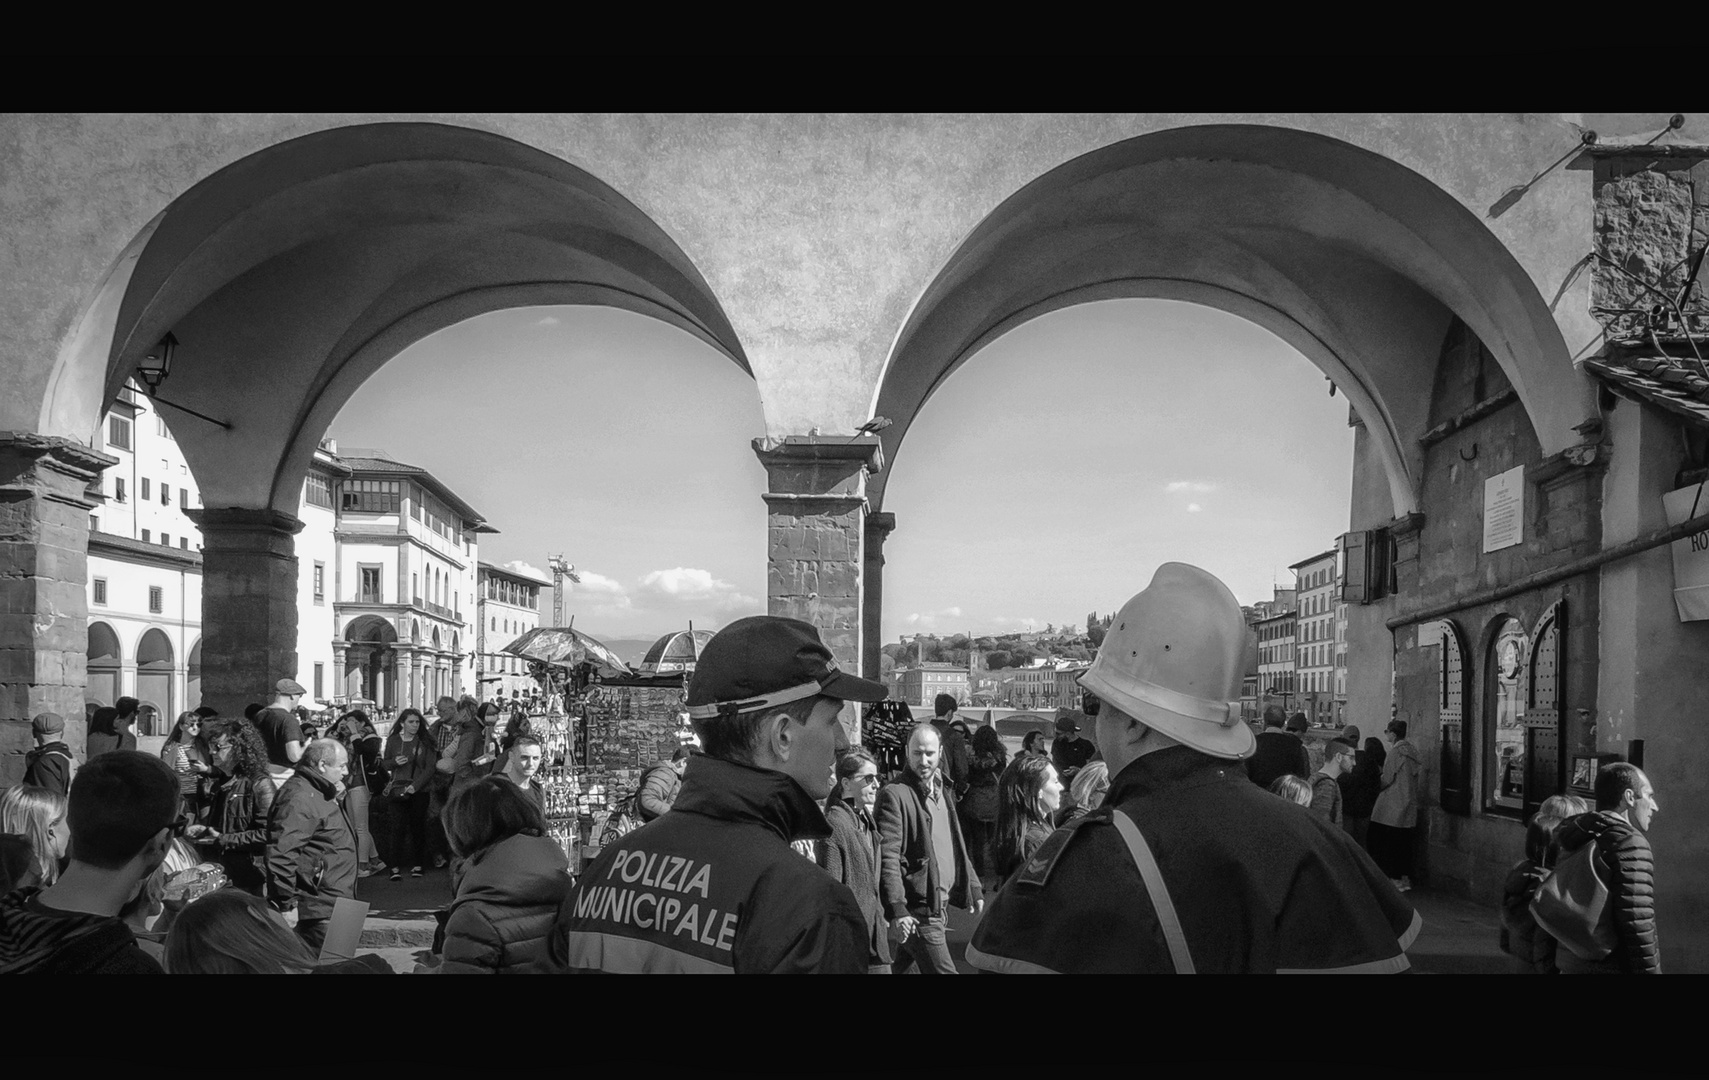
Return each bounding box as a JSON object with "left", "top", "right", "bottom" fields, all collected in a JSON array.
[
  {"left": 502, "top": 626, "right": 632, "bottom": 678},
  {"left": 637, "top": 626, "right": 717, "bottom": 674}
]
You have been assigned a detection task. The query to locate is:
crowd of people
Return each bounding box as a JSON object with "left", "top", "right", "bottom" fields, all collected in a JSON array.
[{"left": 0, "top": 563, "right": 1666, "bottom": 974}]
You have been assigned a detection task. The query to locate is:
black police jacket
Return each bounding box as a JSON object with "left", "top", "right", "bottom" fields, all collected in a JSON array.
[
  {"left": 548, "top": 756, "right": 868, "bottom": 974},
  {"left": 968, "top": 746, "right": 1421, "bottom": 974}
]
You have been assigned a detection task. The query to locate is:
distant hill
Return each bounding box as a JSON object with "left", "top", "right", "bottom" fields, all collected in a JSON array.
[{"left": 600, "top": 637, "right": 671, "bottom": 665}]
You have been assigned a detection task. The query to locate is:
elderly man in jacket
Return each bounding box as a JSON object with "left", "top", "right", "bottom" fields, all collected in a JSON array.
[
  {"left": 968, "top": 563, "right": 1419, "bottom": 975},
  {"left": 266, "top": 738, "right": 358, "bottom": 954},
  {"left": 1550, "top": 762, "right": 1662, "bottom": 974},
  {"left": 877, "top": 723, "right": 983, "bottom": 974}
]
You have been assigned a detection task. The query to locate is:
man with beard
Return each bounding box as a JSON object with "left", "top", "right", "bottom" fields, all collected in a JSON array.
[{"left": 877, "top": 723, "right": 983, "bottom": 974}]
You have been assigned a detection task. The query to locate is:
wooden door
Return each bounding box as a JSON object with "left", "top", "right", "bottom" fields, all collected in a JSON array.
[
  {"left": 1522, "top": 603, "right": 1564, "bottom": 820},
  {"left": 1438, "top": 621, "right": 1471, "bottom": 815}
]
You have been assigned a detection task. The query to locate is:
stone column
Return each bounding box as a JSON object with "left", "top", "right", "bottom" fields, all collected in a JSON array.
[
  {"left": 862, "top": 512, "right": 896, "bottom": 686},
  {"left": 0, "top": 433, "right": 115, "bottom": 783},
  {"left": 330, "top": 644, "right": 346, "bottom": 701},
  {"left": 754, "top": 436, "right": 885, "bottom": 672},
  {"left": 184, "top": 508, "right": 303, "bottom": 719},
  {"left": 755, "top": 435, "right": 884, "bottom": 742}
]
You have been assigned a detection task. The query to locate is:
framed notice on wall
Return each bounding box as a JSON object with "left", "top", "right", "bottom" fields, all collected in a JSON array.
[
  {"left": 1483, "top": 466, "right": 1524, "bottom": 553},
  {"left": 1663, "top": 483, "right": 1709, "bottom": 621}
]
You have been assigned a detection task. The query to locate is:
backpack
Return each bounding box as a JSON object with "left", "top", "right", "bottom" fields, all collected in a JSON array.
[{"left": 1529, "top": 838, "right": 1617, "bottom": 961}]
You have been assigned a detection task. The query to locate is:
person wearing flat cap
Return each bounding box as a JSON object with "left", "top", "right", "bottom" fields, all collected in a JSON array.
[
  {"left": 968, "top": 563, "right": 1420, "bottom": 974},
  {"left": 548, "top": 616, "right": 884, "bottom": 974},
  {"left": 23, "top": 712, "right": 78, "bottom": 798}
]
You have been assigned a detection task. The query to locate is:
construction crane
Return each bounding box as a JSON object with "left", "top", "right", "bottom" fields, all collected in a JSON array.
[{"left": 548, "top": 554, "right": 580, "bottom": 627}]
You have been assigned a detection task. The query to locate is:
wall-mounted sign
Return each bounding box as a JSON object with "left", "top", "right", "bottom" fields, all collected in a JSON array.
[
  {"left": 1483, "top": 465, "right": 1524, "bottom": 553},
  {"left": 1663, "top": 484, "right": 1709, "bottom": 622}
]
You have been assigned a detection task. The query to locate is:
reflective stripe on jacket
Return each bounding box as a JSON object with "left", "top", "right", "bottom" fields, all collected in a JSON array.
[
  {"left": 548, "top": 756, "right": 867, "bottom": 974},
  {"left": 968, "top": 746, "right": 1420, "bottom": 974}
]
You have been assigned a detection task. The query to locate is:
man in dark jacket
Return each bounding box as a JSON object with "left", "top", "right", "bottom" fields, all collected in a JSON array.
[
  {"left": 877, "top": 723, "right": 984, "bottom": 974},
  {"left": 0, "top": 751, "right": 178, "bottom": 974},
  {"left": 548, "top": 616, "right": 882, "bottom": 973},
  {"left": 1050, "top": 715, "right": 1097, "bottom": 784},
  {"left": 970, "top": 564, "right": 1419, "bottom": 975},
  {"left": 1246, "top": 704, "right": 1310, "bottom": 789},
  {"left": 929, "top": 694, "right": 971, "bottom": 796},
  {"left": 266, "top": 738, "right": 358, "bottom": 954},
  {"left": 1551, "top": 762, "right": 1661, "bottom": 974},
  {"left": 22, "top": 711, "right": 77, "bottom": 796}
]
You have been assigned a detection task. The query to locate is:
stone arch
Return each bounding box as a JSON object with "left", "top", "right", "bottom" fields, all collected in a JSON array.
[
  {"left": 61, "top": 121, "right": 749, "bottom": 516},
  {"left": 868, "top": 124, "right": 1584, "bottom": 518},
  {"left": 136, "top": 627, "right": 175, "bottom": 733},
  {"left": 186, "top": 637, "right": 202, "bottom": 712},
  {"left": 86, "top": 621, "right": 122, "bottom": 707},
  {"left": 344, "top": 613, "right": 398, "bottom": 644}
]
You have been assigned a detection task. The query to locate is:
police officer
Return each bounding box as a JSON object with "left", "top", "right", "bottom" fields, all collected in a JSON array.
[
  {"left": 548, "top": 615, "right": 885, "bottom": 973},
  {"left": 968, "top": 563, "right": 1420, "bottom": 974}
]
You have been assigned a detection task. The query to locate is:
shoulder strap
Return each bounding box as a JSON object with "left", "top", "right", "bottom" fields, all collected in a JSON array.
[{"left": 1110, "top": 809, "right": 1195, "bottom": 974}]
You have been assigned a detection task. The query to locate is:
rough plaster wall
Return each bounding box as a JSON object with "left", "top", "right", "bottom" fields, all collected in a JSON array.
[{"left": 1592, "top": 159, "right": 1709, "bottom": 339}]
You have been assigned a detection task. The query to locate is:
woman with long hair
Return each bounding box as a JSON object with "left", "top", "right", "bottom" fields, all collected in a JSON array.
[
  {"left": 200, "top": 717, "right": 278, "bottom": 892},
  {"left": 961, "top": 726, "right": 1008, "bottom": 879},
  {"left": 85, "top": 705, "right": 136, "bottom": 758},
  {"left": 819, "top": 748, "right": 889, "bottom": 973},
  {"left": 161, "top": 711, "right": 214, "bottom": 822},
  {"left": 1021, "top": 730, "right": 1049, "bottom": 760},
  {"left": 383, "top": 707, "right": 437, "bottom": 881},
  {"left": 0, "top": 785, "right": 69, "bottom": 887},
  {"left": 993, "top": 755, "right": 1063, "bottom": 881},
  {"left": 332, "top": 710, "right": 386, "bottom": 878},
  {"left": 164, "top": 889, "right": 390, "bottom": 974},
  {"left": 439, "top": 777, "right": 574, "bottom": 974},
  {"left": 1341, "top": 736, "right": 1387, "bottom": 850}
]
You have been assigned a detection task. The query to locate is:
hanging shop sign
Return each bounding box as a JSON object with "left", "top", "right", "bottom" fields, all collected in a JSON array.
[
  {"left": 1663, "top": 483, "right": 1709, "bottom": 622},
  {"left": 1482, "top": 466, "right": 1525, "bottom": 553}
]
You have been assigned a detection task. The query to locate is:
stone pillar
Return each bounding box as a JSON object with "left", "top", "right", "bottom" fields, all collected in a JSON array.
[
  {"left": 755, "top": 435, "right": 885, "bottom": 742},
  {"left": 184, "top": 508, "right": 303, "bottom": 719},
  {"left": 862, "top": 512, "right": 896, "bottom": 686},
  {"left": 330, "top": 644, "right": 346, "bottom": 701},
  {"left": 755, "top": 436, "right": 885, "bottom": 672},
  {"left": 0, "top": 433, "right": 115, "bottom": 783}
]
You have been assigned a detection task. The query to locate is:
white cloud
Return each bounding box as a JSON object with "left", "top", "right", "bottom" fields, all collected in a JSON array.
[
  {"left": 637, "top": 567, "right": 759, "bottom": 614},
  {"left": 1187, "top": 503, "right": 1202, "bottom": 513},
  {"left": 1165, "top": 480, "right": 1216, "bottom": 494},
  {"left": 554, "top": 566, "right": 761, "bottom": 631},
  {"left": 502, "top": 559, "right": 549, "bottom": 580},
  {"left": 535, "top": 315, "right": 560, "bottom": 326}
]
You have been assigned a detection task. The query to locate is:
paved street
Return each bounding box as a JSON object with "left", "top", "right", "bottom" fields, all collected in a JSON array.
[{"left": 353, "top": 865, "right": 1507, "bottom": 974}]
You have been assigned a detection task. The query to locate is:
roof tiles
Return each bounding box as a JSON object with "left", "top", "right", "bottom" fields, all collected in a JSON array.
[{"left": 1581, "top": 354, "right": 1709, "bottom": 428}]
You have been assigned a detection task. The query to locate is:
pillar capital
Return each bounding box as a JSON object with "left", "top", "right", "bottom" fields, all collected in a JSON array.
[
  {"left": 753, "top": 434, "right": 884, "bottom": 500},
  {"left": 184, "top": 507, "right": 304, "bottom": 560}
]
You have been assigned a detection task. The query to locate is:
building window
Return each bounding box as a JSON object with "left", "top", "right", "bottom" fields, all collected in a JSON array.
[
  {"left": 180, "top": 537, "right": 188, "bottom": 550},
  {"left": 313, "top": 562, "right": 325, "bottom": 602},
  {"left": 108, "top": 416, "right": 132, "bottom": 451},
  {"left": 93, "top": 578, "right": 107, "bottom": 605},
  {"left": 313, "top": 663, "right": 324, "bottom": 698},
  {"left": 340, "top": 479, "right": 402, "bottom": 514},
  {"left": 359, "top": 565, "right": 383, "bottom": 604},
  {"left": 141, "top": 477, "right": 150, "bottom": 500},
  {"left": 161, "top": 533, "right": 170, "bottom": 547},
  {"left": 149, "top": 586, "right": 163, "bottom": 614},
  {"left": 114, "top": 476, "right": 126, "bottom": 503},
  {"left": 304, "top": 474, "right": 332, "bottom": 509},
  {"left": 141, "top": 528, "right": 150, "bottom": 542},
  {"left": 161, "top": 483, "right": 171, "bottom": 506}
]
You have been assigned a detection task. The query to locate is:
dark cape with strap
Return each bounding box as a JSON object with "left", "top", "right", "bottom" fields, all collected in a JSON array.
[{"left": 968, "top": 746, "right": 1421, "bottom": 974}]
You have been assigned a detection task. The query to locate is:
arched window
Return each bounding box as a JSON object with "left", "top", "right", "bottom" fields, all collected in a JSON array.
[
  {"left": 1520, "top": 602, "right": 1565, "bottom": 820},
  {"left": 1437, "top": 620, "right": 1469, "bottom": 815},
  {"left": 1484, "top": 616, "right": 1529, "bottom": 815}
]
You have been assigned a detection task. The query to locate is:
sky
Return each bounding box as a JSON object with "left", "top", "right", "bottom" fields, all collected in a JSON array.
[{"left": 328, "top": 299, "right": 1354, "bottom": 643}]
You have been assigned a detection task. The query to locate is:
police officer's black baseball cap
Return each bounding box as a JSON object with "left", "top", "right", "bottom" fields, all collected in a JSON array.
[{"left": 686, "top": 616, "right": 888, "bottom": 721}]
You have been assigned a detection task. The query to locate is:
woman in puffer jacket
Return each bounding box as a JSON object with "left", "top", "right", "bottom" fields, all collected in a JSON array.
[{"left": 438, "top": 776, "right": 574, "bottom": 974}]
